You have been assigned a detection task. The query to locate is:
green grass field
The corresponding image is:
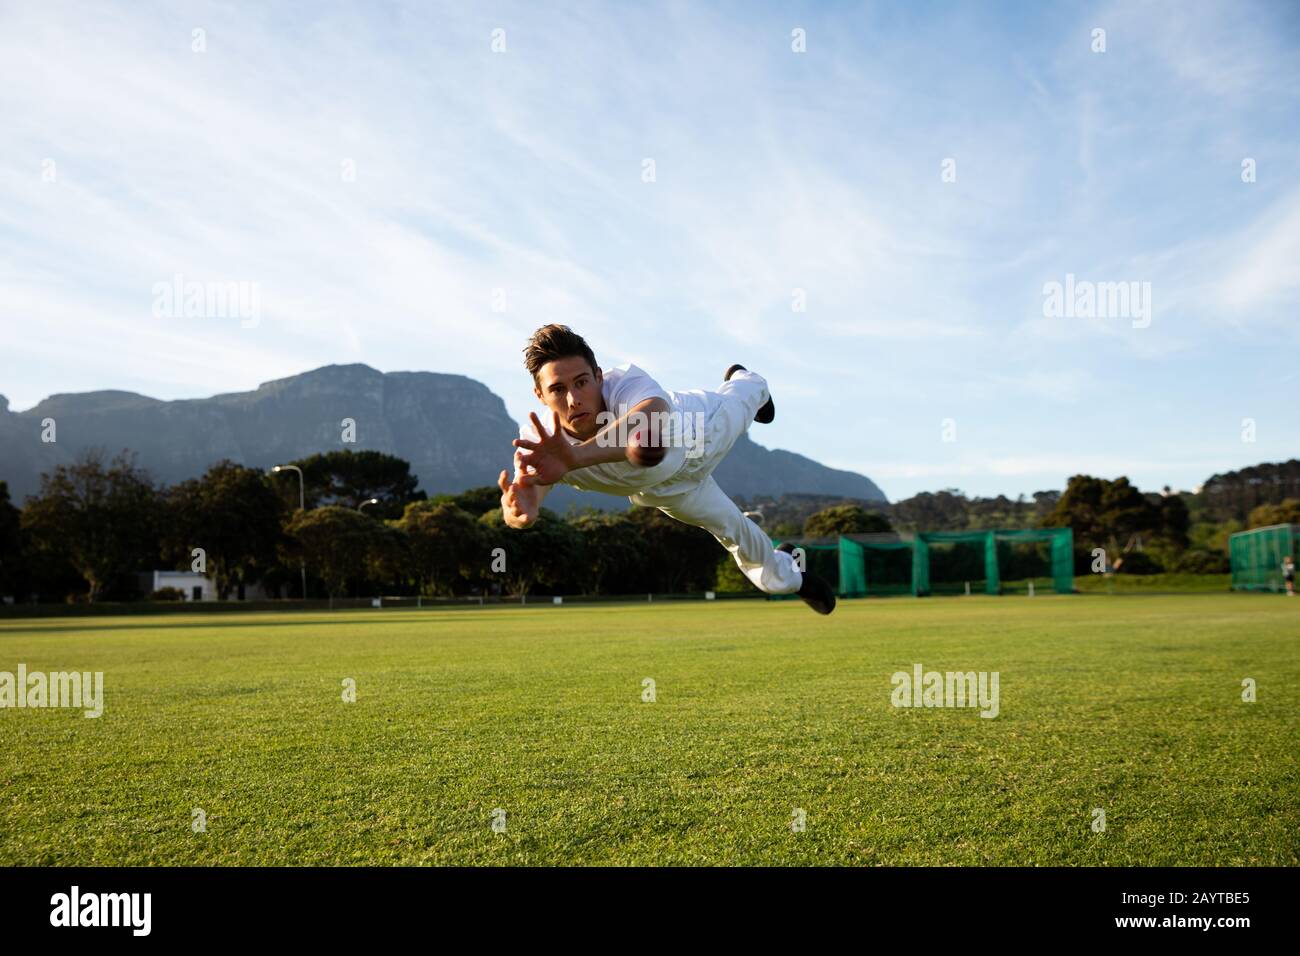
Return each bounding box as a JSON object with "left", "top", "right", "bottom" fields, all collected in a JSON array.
[
  {"left": 1073, "top": 573, "right": 1232, "bottom": 593},
  {"left": 2, "top": 594, "right": 1297, "bottom": 866}
]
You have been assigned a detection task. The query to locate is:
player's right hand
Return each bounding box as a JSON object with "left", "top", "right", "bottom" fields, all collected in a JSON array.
[{"left": 498, "top": 469, "right": 537, "bottom": 529}]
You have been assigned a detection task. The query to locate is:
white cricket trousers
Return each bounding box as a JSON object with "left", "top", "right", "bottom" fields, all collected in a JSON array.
[{"left": 629, "top": 370, "right": 804, "bottom": 595}]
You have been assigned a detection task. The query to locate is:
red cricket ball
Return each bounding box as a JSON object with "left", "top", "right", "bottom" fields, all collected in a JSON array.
[{"left": 627, "top": 429, "right": 666, "bottom": 467}]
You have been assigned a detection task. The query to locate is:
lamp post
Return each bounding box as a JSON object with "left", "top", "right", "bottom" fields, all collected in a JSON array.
[
  {"left": 358, "top": 498, "right": 384, "bottom": 605},
  {"left": 271, "top": 464, "right": 307, "bottom": 601}
]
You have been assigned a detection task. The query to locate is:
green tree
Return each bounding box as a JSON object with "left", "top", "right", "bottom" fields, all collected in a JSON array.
[
  {"left": 1200, "top": 459, "right": 1300, "bottom": 522},
  {"left": 1155, "top": 491, "right": 1190, "bottom": 549},
  {"left": 804, "top": 504, "right": 892, "bottom": 537},
  {"left": 769, "top": 520, "right": 802, "bottom": 539},
  {"left": 1169, "top": 549, "right": 1230, "bottom": 574},
  {"left": 0, "top": 481, "right": 19, "bottom": 597},
  {"left": 625, "top": 506, "right": 718, "bottom": 593},
  {"left": 890, "top": 490, "right": 970, "bottom": 532},
  {"left": 1192, "top": 518, "right": 1242, "bottom": 557},
  {"left": 21, "top": 450, "right": 160, "bottom": 602},
  {"left": 570, "top": 511, "right": 646, "bottom": 594},
  {"left": 1041, "top": 475, "right": 1158, "bottom": 553},
  {"left": 1247, "top": 498, "right": 1300, "bottom": 529},
  {"left": 478, "top": 507, "right": 582, "bottom": 596},
  {"left": 1032, "top": 490, "right": 1061, "bottom": 523},
  {"left": 166, "top": 461, "right": 286, "bottom": 599},
  {"left": 284, "top": 505, "right": 388, "bottom": 599},
  {"left": 287, "top": 450, "right": 425, "bottom": 518},
  {"left": 365, "top": 520, "right": 411, "bottom": 596},
  {"left": 398, "top": 501, "right": 485, "bottom": 595},
  {"left": 429, "top": 485, "right": 500, "bottom": 518},
  {"left": 714, "top": 553, "right": 753, "bottom": 592}
]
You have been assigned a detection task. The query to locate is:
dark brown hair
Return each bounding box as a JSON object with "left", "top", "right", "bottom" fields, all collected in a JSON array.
[{"left": 523, "top": 324, "right": 598, "bottom": 383}]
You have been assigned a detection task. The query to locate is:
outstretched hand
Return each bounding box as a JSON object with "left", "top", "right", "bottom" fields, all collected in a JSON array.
[
  {"left": 511, "top": 410, "right": 578, "bottom": 486},
  {"left": 498, "top": 468, "right": 542, "bottom": 529}
]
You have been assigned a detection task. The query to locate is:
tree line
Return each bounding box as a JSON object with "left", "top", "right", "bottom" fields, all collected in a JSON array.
[
  {"left": 2, "top": 450, "right": 1296, "bottom": 604},
  {"left": 0, "top": 449, "right": 729, "bottom": 603}
]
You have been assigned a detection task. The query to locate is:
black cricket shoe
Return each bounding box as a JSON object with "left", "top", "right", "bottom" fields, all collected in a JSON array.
[
  {"left": 778, "top": 542, "right": 837, "bottom": 615},
  {"left": 724, "top": 364, "right": 775, "bottom": 424}
]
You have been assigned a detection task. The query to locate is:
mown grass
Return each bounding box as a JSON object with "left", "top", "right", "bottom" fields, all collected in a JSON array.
[
  {"left": 1, "top": 593, "right": 1296, "bottom": 865},
  {"left": 1074, "top": 573, "right": 1232, "bottom": 593}
]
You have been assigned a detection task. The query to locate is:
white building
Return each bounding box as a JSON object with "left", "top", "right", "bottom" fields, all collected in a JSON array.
[{"left": 141, "top": 571, "right": 271, "bottom": 601}]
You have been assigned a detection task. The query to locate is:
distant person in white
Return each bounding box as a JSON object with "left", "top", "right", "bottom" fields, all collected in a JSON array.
[
  {"left": 498, "top": 324, "right": 836, "bottom": 614},
  {"left": 1283, "top": 555, "right": 1295, "bottom": 597}
]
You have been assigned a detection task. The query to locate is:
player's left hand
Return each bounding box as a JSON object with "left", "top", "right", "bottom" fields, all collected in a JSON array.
[{"left": 512, "top": 410, "right": 578, "bottom": 486}]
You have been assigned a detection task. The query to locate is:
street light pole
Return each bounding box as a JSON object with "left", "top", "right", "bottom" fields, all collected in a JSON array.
[
  {"left": 358, "top": 498, "right": 380, "bottom": 512},
  {"left": 272, "top": 464, "right": 307, "bottom": 601}
]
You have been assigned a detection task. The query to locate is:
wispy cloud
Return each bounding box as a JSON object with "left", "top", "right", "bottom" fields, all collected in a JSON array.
[
  {"left": 1, "top": 0, "right": 1297, "bottom": 500},
  {"left": 1212, "top": 191, "right": 1300, "bottom": 313}
]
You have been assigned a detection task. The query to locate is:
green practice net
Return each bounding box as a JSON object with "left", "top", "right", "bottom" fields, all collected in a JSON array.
[
  {"left": 1230, "top": 525, "right": 1297, "bottom": 592},
  {"left": 829, "top": 528, "right": 1074, "bottom": 598},
  {"left": 996, "top": 528, "right": 1075, "bottom": 595},
  {"left": 995, "top": 539, "right": 1051, "bottom": 593},
  {"left": 840, "top": 534, "right": 911, "bottom": 596},
  {"left": 920, "top": 533, "right": 993, "bottom": 595},
  {"left": 771, "top": 529, "right": 1073, "bottom": 598}
]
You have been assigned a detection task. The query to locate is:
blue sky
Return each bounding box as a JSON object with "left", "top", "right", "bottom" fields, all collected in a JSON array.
[{"left": 1, "top": 0, "right": 1298, "bottom": 500}]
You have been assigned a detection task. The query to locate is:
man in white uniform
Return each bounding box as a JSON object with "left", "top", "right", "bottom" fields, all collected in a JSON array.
[{"left": 497, "top": 324, "right": 836, "bottom": 614}]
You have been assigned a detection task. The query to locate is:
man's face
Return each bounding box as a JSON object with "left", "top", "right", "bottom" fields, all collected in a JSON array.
[{"left": 534, "top": 356, "right": 605, "bottom": 439}]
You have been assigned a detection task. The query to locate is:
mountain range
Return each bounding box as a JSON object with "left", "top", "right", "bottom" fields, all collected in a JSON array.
[{"left": 0, "top": 364, "right": 887, "bottom": 511}]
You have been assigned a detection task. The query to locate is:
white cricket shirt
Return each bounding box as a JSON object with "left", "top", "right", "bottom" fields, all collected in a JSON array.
[{"left": 515, "top": 363, "right": 712, "bottom": 498}]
